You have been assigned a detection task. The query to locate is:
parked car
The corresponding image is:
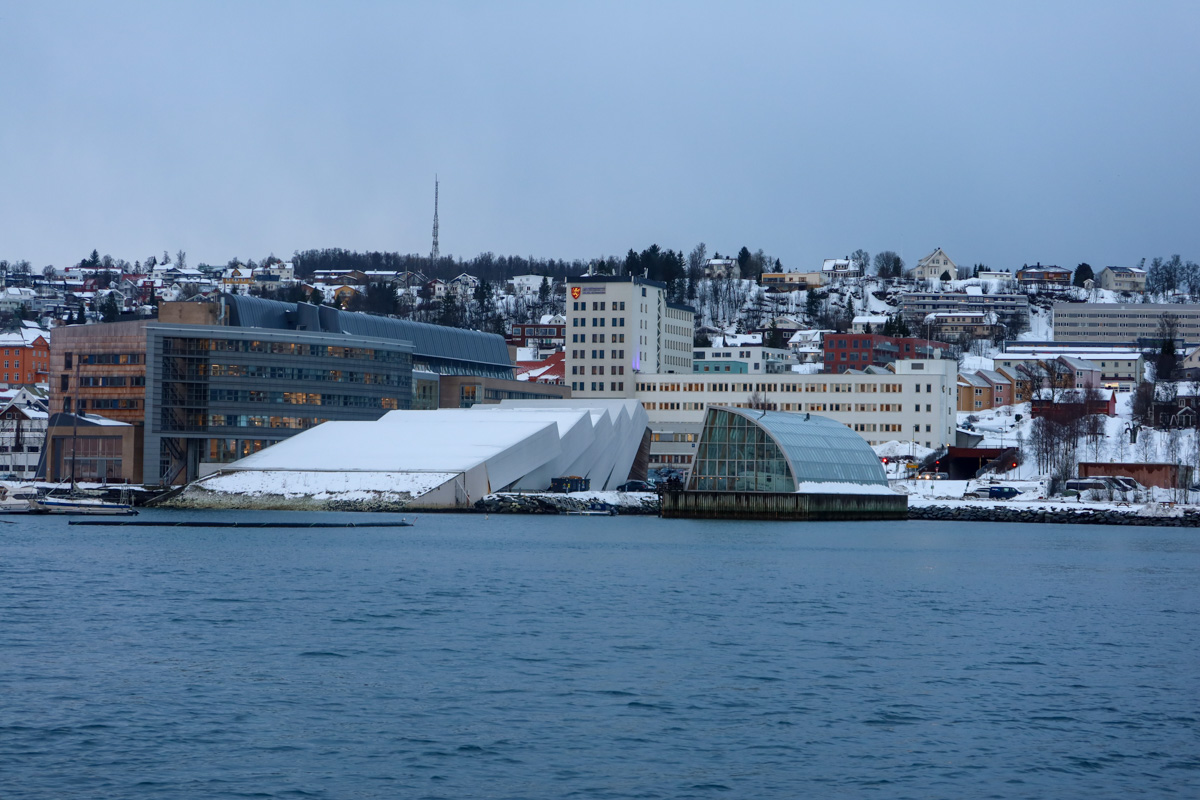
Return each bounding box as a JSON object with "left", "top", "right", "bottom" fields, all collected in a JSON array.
[
  {"left": 965, "top": 486, "right": 1021, "bottom": 499},
  {"left": 616, "top": 480, "right": 654, "bottom": 493}
]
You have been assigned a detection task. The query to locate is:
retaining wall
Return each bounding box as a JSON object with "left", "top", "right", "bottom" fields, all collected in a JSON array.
[{"left": 661, "top": 490, "right": 908, "bottom": 521}]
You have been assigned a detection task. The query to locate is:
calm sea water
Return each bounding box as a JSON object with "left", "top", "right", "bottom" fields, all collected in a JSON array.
[{"left": 2, "top": 510, "right": 1198, "bottom": 799}]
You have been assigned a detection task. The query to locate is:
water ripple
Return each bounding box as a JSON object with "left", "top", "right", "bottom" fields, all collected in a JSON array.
[{"left": 0, "top": 512, "right": 1197, "bottom": 799}]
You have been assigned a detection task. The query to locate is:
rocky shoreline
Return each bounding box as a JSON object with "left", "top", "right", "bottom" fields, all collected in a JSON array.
[
  {"left": 477, "top": 493, "right": 1200, "bottom": 526},
  {"left": 908, "top": 504, "right": 1200, "bottom": 527},
  {"left": 156, "top": 486, "right": 1200, "bottom": 526},
  {"left": 474, "top": 493, "right": 660, "bottom": 515}
]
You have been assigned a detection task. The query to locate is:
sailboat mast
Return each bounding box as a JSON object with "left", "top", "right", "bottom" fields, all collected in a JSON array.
[{"left": 70, "top": 361, "right": 80, "bottom": 487}]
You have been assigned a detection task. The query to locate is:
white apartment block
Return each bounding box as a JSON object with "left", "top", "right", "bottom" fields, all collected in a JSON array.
[
  {"left": 566, "top": 275, "right": 694, "bottom": 397},
  {"left": 635, "top": 359, "right": 958, "bottom": 471},
  {"left": 692, "top": 344, "right": 794, "bottom": 374},
  {"left": 1052, "top": 303, "right": 1200, "bottom": 346}
]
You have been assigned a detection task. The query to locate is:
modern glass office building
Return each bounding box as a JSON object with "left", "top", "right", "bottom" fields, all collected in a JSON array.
[
  {"left": 686, "top": 407, "right": 888, "bottom": 492},
  {"left": 145, "top": 324, "right": 416, "bottom": 486},
  {"left": 144, "top": 295, "right": 527, "bottom": 485}
]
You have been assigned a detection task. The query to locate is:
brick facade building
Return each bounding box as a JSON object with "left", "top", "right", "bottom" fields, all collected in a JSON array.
[{"left": 821, "top": 333, "right": 951, "bottom": 374}]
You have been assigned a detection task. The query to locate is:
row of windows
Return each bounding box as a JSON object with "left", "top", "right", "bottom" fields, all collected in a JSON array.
[
  {"left": 571, "top": 349, "right": 627, "bottom": 359},
  {"left": 207, "top": 364, "right": 404, "bottom": 386},
  {"left": 572, "top": 301, "right": 626, "bottom": 311},
  {"left": 570, "top": 381, "right": 625, "bottom": 392},
  {"left": 697, "top": 350, "right": 761, "bottom": 359},
  {"left": 513, "top": 326, "right": 564, "bottom": 336},
  {"left": 65, "top": 352, "right": 144, "bottom": 367},
  {"left": 79, "top": 376, "right": 146, "bottom": 387},
  {"left": 636, "top": 381, "right": 913, "bottom": 393},
  {"left": 650, "top": 432, "right": 697, "bottom": 442},
  {"left": 81, "top": 398, "right": 142, "bottom": 410},
  {"left": 165, "top": 338, "right": 408, "bottom": 362},
  {"left": 570, "top": 333, "right": 627, "bottom": 343},
  {"left": 204, "top": 415, "right": 331, "bottom": 429},
  {"left": 571, "top": 365, "right": 627, "bottom": 375},
  {"left": 208, "top": 389, "right": 401, "bottom": 408},
  {"left": 649, "top": 454, "right": 693, "bottom": 464},
  {"left": 640, "top": 400, "right": 940, "bottom": 416},
  {"left": 571, "top": 317, "right": 627, "bottom": 328}
]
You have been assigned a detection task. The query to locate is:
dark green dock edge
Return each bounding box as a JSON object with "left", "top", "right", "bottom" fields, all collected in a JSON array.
[
  {"left": 69, "top": 520, "right": 413, "bottom": 528},
  {"left": 661, "top": 491, "right": 907, "bottom": 521}
]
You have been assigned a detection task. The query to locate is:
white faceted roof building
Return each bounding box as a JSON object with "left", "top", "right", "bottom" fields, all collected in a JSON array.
[{"left": 182, "top": 399, "right": 648, "bottom": 510}]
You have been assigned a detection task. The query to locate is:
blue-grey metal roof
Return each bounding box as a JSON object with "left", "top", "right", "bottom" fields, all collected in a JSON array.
[
  {"left": 719, "top": 407, "right": 888, "bottom": 486},
  {"left": 225, "top": 294, "right": 291, "bottom": 329},
  {"left": 223, "top": 294, "right": 512, "bottom": 370},
  {"left": 334, "top": 312, "right": 511, "bottom": 369}
]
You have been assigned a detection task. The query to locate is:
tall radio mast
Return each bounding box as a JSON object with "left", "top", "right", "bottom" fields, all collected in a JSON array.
[{"left": 430, "top": 176, "right": 440, "bottom": 264}]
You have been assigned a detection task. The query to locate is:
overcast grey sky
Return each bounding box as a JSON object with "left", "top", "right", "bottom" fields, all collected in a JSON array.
[{"left": 2, "top": 1, "right": 1197, "bottom": 273}]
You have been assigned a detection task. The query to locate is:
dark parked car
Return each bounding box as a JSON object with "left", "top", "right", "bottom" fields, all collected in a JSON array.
[
  {"left": 986, "top": 486, "right": 1022, "bottom": 500},
  {"left": 616, "top": 480, "right": 654, "bottom": 493}
]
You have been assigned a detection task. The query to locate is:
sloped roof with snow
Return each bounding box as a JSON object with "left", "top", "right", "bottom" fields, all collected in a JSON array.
[{"left": 200, "top": 400, "right": 649, "bottom": 506}]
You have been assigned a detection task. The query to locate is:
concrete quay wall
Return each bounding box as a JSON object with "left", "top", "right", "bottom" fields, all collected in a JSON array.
[{"left": 662, "top": 490, "right": 908, "bottom": 521}]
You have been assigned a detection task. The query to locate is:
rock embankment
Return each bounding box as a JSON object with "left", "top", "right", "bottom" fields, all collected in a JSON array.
[
  {"left": 475, "top": 492, "right": 660, "bottom": 515},
  {"left": 163, "top": 486, "right": 414, "bottom": 512},
  {"left": 910, "top": 504, "right": 1200, "bottom": 527}
]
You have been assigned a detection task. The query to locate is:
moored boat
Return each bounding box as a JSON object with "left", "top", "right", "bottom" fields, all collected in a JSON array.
[
  {"left": 0, "top": 485, "right": 38, "bottom": 514},
  {"left": 29, "top": 495, "right": 138, "bottom": 515}
]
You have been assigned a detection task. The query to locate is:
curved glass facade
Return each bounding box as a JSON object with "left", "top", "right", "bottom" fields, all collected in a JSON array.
[{"left": 687, "top": 407, "right": 887, "bottom": 492}]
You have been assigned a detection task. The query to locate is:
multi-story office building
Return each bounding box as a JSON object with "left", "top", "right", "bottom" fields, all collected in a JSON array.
[
  {"left": 565, "top": 275, "right": 694, "bottom": 397},
  {"left": 144, "top": 322, "right": 415, "bottom": 485},
  {"left": 1052, "top": 303, "right": 1200, "bottom": 346},
  {"left": 635, "top": 359, "right": 958, "bottom": 472},
  {"left": 46, "top": 295, "right": 562, "bottom": 485},
  {"left": 49, "top": 319, "right": 151, "bottom": 425}
]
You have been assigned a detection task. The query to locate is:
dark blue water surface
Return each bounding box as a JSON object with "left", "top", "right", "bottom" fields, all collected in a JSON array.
[{"left": 2, "top": 510, "right": 1198, "bottom": 799}]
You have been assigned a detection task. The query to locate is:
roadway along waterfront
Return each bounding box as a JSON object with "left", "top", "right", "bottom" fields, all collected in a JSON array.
[{"left": 2, "top": 510, "right": 1198, "bottom": 798}]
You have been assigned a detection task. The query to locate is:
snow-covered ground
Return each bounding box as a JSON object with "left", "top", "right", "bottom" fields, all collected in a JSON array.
[{"left": 955, "top": 395, "right": 1196, "bottom": 483}]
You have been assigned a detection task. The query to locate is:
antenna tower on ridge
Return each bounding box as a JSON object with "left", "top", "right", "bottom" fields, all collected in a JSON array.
[{"left": 430, "top": 175, "right": 440, "bottom": 264}]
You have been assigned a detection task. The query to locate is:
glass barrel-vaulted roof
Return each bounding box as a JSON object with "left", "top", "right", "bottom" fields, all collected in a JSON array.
[{"left": 687, "top": 407, "right": 887, "bottom": 492}]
